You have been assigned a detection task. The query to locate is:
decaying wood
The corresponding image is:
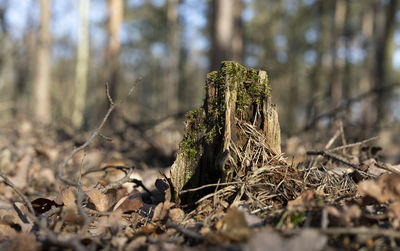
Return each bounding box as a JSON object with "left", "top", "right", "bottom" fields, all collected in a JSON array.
[{"left": 170, "top": 61, "right": 282, "bottom": 203}]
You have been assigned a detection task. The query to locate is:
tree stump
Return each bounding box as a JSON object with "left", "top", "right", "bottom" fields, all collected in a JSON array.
[{"left": 170, "top": 61, "right": 281, "bottom": 203}]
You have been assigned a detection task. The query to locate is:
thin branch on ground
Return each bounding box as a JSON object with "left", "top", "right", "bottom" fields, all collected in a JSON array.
[
  {"left": 306, "top": 150, "right": 359, "bottom": 169},
  {"left": 376, "top": 162, "right": 400, "bottom": 175},
  {"left": 75, "top": 190, "right": 90, "bottom": 232},
  {"left": 82, "top": 165, "right": 131, "bottom": 176},
  {"left": 179, "top": 181, "right": 243, "bottom": 195},
  {"left": 328, "top": 136, "right": 378, "bottom": 152}
]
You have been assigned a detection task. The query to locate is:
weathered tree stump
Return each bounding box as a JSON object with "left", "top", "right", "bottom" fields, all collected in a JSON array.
[{"left": 170, "top": 61, "right": 281, "bottom": 203}]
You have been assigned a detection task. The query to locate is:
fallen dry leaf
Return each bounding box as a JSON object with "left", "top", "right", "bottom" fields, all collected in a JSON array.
[
  {"left": 358, "top": 173, "right": 400, "bottom": 204},
  {"left": 114, "top": 192, "right": 143, "bottom": 213},
  {"left": 288, "top": 190, "right": 316, "bottom": 206},
  {"left": 86, "top": 188, "right": 110, "bottom": 212},
  {"left": 152, "top": 201, "right": 175, "bottom": 222},
  {"left": 215, "top": 207, "right": 251, "bottom": 242},
  {"left": 168, "top": 208, "right": 185, "bottom": 224},
  {"left": 55, "top": 186, "right": 77, "bottom": 208}
]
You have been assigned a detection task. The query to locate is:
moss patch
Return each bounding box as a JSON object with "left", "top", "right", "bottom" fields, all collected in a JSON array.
[{"left": 171, "top": 61, "right": 275, "bottom": 201}]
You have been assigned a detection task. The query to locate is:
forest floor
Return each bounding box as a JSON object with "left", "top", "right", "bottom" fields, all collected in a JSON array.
[{"left": 0, "top": 117, "right": 400, "bottom": 251}]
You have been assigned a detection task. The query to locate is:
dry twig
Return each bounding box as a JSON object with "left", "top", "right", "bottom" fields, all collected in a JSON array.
[{"left": 57, "top": 79, "right": 141, "bottom": 186}]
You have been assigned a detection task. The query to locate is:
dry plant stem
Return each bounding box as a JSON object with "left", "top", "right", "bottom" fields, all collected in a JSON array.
[
  {"left": 328, "top": 136, "right": 378, "bottom": 152},
  {"left": 82, "top": 165, "right": 131, "bottom": 176},
  {"left": 307, "top": 150, "right": 359, "bottom": 169},
  {"left": 179, "top": 181, "right": 243, "bottom": 194},
  {"left": 58, "top": 79, "right": 141, "bottom": 186},
  {"left": 58, "top": 101, "right": 115, "bottom": 186},
  {"left": 42, "top": 206, "right": 62, "bottom": 218},
  {"left": 75, "top": 190, "right": 90, "bottom": 231},
  {"left": 325, "top": 129, "right": 341, "bottom": 150},
  {"left": 376, "top": 162, "right": 400, "bottom": 175}
]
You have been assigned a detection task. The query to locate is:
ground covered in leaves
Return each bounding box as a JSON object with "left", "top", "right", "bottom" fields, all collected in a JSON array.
[{"left": 1, "top": 119, "right": 400, "bottom": 251}]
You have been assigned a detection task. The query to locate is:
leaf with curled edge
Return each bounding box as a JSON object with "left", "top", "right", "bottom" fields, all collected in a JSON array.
[{"left": 113, "top": 191, "right": 143, "bottom": 213}]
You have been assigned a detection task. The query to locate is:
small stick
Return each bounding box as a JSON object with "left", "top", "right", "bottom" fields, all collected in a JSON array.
[
  {"left": 179, "top": 181, "right": 243, "bottom": 194},
  {"left": 82, "top": 165, "right": 131, "bottom": 176},
  {"left": 375, "top": 162, "right": 400, "bottom": 175},
  {"left": 328, "top": 136, "right": 378, "bottom": 152},
  {"left": 307, "top": 150, "right": 359, "bottom": 169}
]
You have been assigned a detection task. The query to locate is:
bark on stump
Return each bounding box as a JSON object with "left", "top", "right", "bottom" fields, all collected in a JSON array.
[{"left": 170, "top": 61, "right": 281, "bottom": 204}]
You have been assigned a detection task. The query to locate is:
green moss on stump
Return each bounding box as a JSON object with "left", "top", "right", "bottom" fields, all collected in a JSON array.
[{"left": 170, "top": 61, "right": 280, "bottom": 204}]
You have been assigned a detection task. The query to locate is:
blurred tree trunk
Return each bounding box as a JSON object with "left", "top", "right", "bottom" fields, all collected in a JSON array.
[
  {"left": 342, "top": 0, "right": 351, "bottom": 101},
  {"left": 103, "top": 0, "right": 123, "bottom": 128},
  {"left": 33, "top": 0, "right": 52, "bottom": 124},
  {"left": 374, "top": 0, "right": 397, "bottom": 124},
  {"left": 210, "top": 0, "right": 234, "bottom": 71},
  {"left": 360, "top": 4, "right": 375, "bottom": 126},
  {"left": 329, "top": 0, "right": 347, "bottom": 109},
  {"left": 306, "top": 0, "right": 331, "bottom": 127},
  {"left": 72, "top": 0, "right": 90, "bottom": 129},
  {"left": 14, "top": 31, "right": 35, "bottom": 118},
  {"left": 166, "top": 0, "right": 179, "bottom": 114},
  {"left": 105, "top": 0, "right": 123, "bottom": 101},
  {"left": 232, "top": 0, "right": 243, "bottom": 63}
]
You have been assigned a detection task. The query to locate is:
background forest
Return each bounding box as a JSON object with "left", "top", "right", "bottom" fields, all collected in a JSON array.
[{"left": 0, "top": 0, "right": 399, "bottom": 159}]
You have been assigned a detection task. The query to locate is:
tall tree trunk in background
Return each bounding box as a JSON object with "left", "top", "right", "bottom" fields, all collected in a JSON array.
[
  {"left": 374, "top": 0, "right": 397, "bottom": 124},
  {"left": 210, "top": 0, "right": 234, "bottom": 71},
  {"left": 104, "top": 0, "right": 123, "bottom": 128},
  {"left": 72, "top": 0, "right": 90, "bottom": 129},
  {"left": 306, "top": 0, "right": 331, "bottom": 128},
  {"left": 105, "top": 0, "right": 123, "bottom": 100},
  {"left": 329, "top": 0, "right": 347, "bottom": 109},
  {"left": 232, "top": 0, "right": 243, "bottom": 63},
  {"left": 286, "top": 4, "right": 304, "bottom": 134},
  {"left": 342, "top": 0, "right": 351, "bottom": 102},
  {"left": 166, "top": 0, "right": 179, "bottom": 114},
  {"left": 33, "top": 0, "right": 52, "bottom": 124},
  {"left": 360, "top": 3, "right": 375, "bottom": 126}
]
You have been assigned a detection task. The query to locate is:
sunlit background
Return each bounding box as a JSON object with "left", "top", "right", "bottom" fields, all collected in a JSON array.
[{"left": 1, "top": 0, "right": 400, "bottom": 151}]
